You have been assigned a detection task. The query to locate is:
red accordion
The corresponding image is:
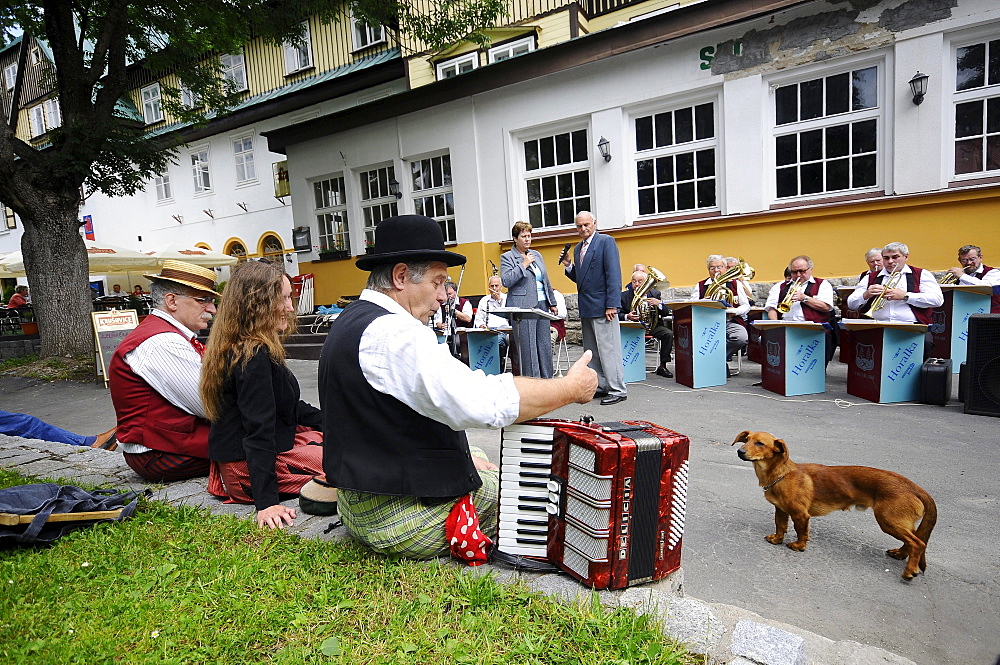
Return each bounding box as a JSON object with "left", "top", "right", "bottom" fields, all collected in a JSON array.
[{"left": 498, "top": 418, "right": 690, "bottom": 589}]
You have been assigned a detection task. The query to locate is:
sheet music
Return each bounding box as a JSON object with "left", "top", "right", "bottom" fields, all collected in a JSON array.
[{"left": 490, "top": 306, "right": 561, "bottom": 321}]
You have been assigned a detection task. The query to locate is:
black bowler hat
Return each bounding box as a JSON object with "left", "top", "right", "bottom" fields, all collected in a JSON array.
[{"left": 355, "top": 215, "right": 466, "bottom": 271}]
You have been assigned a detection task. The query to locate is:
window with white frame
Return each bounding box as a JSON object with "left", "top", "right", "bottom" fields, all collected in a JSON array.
[
  {"left": 28, "top": 45, "right": 41, "bottom": 66},
  {"left": 4, "top": 63, "right": 15, "bottom": 90},
  {"left": 190, "top": 147, "right": 212, "bottom": 194},
  {"left": 43, "top": 98, "right": 61, "bottom": 130},
  {"left": 488, "top": 36, "right": 534, "bottom": 63},
  {"left": 437, "top": 52, "right": 478, "bottom": 80},
  {"left": 140, "top": 83, "right": 164, "bottom": 124},
  {"left": 634, "top": 101, "right": 717, "bottom": 215},
  {"left": 314, "top": 176, "right": 350, "bottom": 253},
  {"left": 3, "top": 205, "right": 15, "bottom": 230},
  {"left": 28, "top": 104, "right": 45, "bottom": 137},
  {"left": 221, "top": 52, "right": 248, "bottom": 92},
  {"left": 154, "top": 172, "right": 172, "bottom": 202},
  {"left": 352, "top": 14, "right": 385, "bottom": 51},
  {"left": 411, "top": 154, "right": 456, "bottom": 243},
  {"left": 953, "top": 37, "right": 1000, "bottom": 177},
  {"left": 283, "top": 21, "right": 313, "bottom": 74},
  {"left": 772, "top": 65, "right": 879, "bottom": 199},
  {"left": 523, "top": 128, "right": 590, "bottom": 228},
  {"left": 359, "top": 165, "right": 398, "bottom": 247},
  {"left": 180, "top": 83, "right": 201, "bottom": 109},
  {"left": 232, "top": 135, "right": 256, "bottom": 184}
]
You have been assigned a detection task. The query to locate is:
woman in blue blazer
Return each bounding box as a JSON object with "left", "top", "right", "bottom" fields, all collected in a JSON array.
[{"left": 500, "top": 221, "right": 558, "bottom": 378}]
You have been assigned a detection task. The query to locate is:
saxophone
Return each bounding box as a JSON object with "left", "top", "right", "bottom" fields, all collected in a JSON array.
[{"left": 630, "top": 266, "right": 668, "bottom": 329}]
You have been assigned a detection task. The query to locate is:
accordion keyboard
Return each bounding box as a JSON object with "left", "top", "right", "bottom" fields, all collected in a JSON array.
[{"left": 497, "top": 423, "right": 554, "bottom": 557}]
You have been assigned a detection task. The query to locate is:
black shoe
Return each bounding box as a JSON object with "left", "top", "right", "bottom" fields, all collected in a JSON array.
[
  {"left": 726, "top": 366, "right": 738, "bottom": 378},
  {"left": 593, "top": 390, "right": 609, "bottom": 399},
  {"left": 655, "top": 365, "right": 673, "bottom": 379},
  {"left": 600, "top": 395, "right": 627, "bottom": 405}
]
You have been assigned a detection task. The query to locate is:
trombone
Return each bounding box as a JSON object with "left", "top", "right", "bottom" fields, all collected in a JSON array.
[{"left": 861, "top": 267, "right": 903, "bottom": 318}]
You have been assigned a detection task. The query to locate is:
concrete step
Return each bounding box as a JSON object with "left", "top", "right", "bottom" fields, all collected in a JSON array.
[{"left": 285, "top": 342, "right": 323, "bottom": 361}]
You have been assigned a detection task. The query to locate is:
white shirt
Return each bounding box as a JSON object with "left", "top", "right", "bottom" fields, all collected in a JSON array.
[
  {"left": 552, "top": 289, "right": 567, "bottom": 320},
  {"left": 120, "top": 309, "right": 206, "bottom": 454},
  {"left": 432, "top": 297, "right": 473, "bottom": 328},
  {"left": 359, "top": 289, "right": 520, "bottom": 431},
  {"left": 690, "top": 280, "right": 750, "bottom": 317},
  {"left": 474, "top": 293, "right": 508, "bottom": 328},
  {"left": 959, "top": 265, "right": 1000, "bottom": 288},
  {"left": 846, "top": 265, "right": 944, "bottom": 322},
  {"left": 764, "top": 278, "right": 834, "bottom": 322}
]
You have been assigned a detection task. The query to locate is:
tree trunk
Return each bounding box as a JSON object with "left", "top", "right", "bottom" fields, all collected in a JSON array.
[{"left": 20, "top": 200, "right": 94, "bottom": 359}]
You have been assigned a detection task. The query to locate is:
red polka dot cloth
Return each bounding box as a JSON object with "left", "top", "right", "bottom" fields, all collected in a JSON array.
[{"left": 445, "top": 494, "right": 492, "bottom": 565}]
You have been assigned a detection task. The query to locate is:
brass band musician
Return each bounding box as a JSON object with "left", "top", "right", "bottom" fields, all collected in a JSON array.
[
  {"left": 846, "top": 242, "right": 943, "bottom": 358},
  {"left": 765, "top": 255, "right": 837, "bottom": 364},
  {"left": 690, "top": 254, "right": 750, "bottom": 375},
  {"left": 945, "top": 245, "right": 1000, "bottom": 313},
  {"left": 620, "top": 270, "right": 673, "bottom": 378}
]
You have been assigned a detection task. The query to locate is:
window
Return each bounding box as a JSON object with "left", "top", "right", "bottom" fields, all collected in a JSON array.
[
  {"left": 488, "top": 37, "right": 534, "bottom": 63},
  {"left": 180, "top": 83, "right": 201, "bottom": 109},
  {"left": 4, "top": 64, "right": 15, "bottom": 90},
  {"left": 314, "top": 176, "right": 350, "bottom": 253},
  {"left": 523, "top": 129, "right": 590, "bottom": 228},
  {"left": 359, "top": 165, "right": 398, "bottom": 247},
  {"left": 140, "top": 83, "right": 164, "bottom": 124},
  {"left": 953, "top": 38, "right": 1000, "bottom": 176},
  {"left": 437, "top": 53, "right": 478, "bottom": 80},
  {"left": 43, "top": 98, "right": 61, "bottom": 130},
  {"left": 28, "top": 104, "right": 45, "bottom": 137},
  {"left": 411, "top": 154, "right": 456, "bottom": 243},
  {"left": 28, "top": 45, "right": 41, "bottom": 66},
  {"left": 154, "top": 172, "right": 172, "bottom": 202},
  {"left": 634, "top": 101, "right": 717, "bottom": 216},
  {"left": 773, "top": 65, "right": 880, "bottom": 199},
  {"left": 232, "top": 135, "right": 256, "bottom": 184},
  {"left": 3, "top": 205, "right": 15, "bottom": 230},
  {"left": 190, "top": 147, "right": 212, "bottom": 194},
  {"left": 283, "top": 21, "right": 313, "bottom": 74},
  {"left": 352, "top": 14, "right": 385, "bottom": 51},
  {"left": 221, "top": 53, "right": 248, "bottom": 92}
]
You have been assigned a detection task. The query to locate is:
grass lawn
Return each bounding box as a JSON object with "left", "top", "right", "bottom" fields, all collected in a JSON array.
[{"left": 0, "top": 470, "right": 697, "bottom": 664}]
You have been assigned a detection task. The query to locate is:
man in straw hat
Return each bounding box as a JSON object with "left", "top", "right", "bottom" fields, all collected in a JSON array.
[
  {"left": 319, "top": 215, "right": 597, "bottom": 561},
  {"left": 109, "top": 260, "right": 220, "bottom": 481}
]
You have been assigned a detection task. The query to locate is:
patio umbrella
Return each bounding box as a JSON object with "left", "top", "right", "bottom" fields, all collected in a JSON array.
[
  {"left": 146, "top": 243, "right": 238, "bottom": 268},
  {"left": 0, "top": 241, "right": 160, "bottom": 276}
]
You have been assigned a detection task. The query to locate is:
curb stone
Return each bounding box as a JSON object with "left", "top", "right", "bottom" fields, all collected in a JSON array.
[{"left": 0, "top": 434, "right": 916, "bottom": 665}]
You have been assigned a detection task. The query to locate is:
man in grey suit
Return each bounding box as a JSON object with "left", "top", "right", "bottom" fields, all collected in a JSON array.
[{"left": 560, "top": 211, "right": 627, "bottom": 405}]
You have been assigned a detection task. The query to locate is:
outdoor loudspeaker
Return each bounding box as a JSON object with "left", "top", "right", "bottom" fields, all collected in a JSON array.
[{"left": 963, "top": 314, "right": 1000, "bottom": 417}]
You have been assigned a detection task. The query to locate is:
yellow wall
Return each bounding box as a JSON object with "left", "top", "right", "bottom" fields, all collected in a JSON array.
[
  {"left": 588, "top": 0, "right": 703, "bottom": 32},
  {"left": 304, "top": 187, "right": 1000, "bottom": 304}
]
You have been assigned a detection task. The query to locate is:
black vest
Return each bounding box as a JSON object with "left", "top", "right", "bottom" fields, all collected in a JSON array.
[{"left": 318, "top": 299, "right": 481, "bottom": 498}]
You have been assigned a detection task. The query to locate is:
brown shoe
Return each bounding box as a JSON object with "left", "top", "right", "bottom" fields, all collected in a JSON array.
[{"left": 91, "top": 428, "right": 118, "bottom": 451}]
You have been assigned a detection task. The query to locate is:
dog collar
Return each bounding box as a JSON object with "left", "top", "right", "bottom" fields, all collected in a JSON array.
[{"left": 762, "top": 474, "right": 787, "bottom": 492}]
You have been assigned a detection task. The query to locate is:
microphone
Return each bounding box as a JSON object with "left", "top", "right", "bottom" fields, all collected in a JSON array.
[{"left": 558, "top": 243, "right": 573, "bottom": 264}]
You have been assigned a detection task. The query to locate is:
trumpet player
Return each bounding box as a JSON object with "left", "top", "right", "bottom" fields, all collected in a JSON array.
[
  {"left": 620, "top": 270, "right": 674, "bottom": 378},
  {"left": 945, "top": 245, "right": 1000, "bottom": 313},
  {"left": 691, "top": 255, "right": 750, "bottom": 374},
  {"left": 766, "top": 256, "right": 837, "bottom": 364},
  {"left": 847, "top": 242, "right": 943, "bottom": 356}
]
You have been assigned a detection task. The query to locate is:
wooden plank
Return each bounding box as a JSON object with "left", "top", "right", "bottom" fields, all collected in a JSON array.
[{"left": 0, "top": 509, "right": 123, "bottom": 526}]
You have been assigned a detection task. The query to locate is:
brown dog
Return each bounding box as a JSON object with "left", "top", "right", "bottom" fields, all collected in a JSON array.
[{"left": 732, "top": 431, "right": 937, "bottom": 580}]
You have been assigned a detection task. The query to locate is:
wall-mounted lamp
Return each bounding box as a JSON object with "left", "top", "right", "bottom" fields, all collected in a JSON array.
[
  {"left": 171, "top": 214, "right": 183, "bottom": 224},
  {"left": 909, "top": 71, "right": 929, "bottom": 106},
  {"left": 597, "top": 136, "right": 612, "bottom": 162},
  {"left": 388, "top": 177, "right": 402, "bottom": 199},
  {"left": 236, "top": 202, "right": 248, "bottom": 212},
  {"left": 203, "top": 209, "right": 214, "bottom": 219}
]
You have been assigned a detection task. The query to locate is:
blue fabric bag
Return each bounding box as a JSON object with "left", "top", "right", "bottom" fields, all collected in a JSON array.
[{"left": 0, "top": 483, "right": 147, "bottom": 545}]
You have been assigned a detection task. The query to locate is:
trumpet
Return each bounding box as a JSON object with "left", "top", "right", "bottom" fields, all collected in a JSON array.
[
  {"left": 939, "top": 266, "right": 972, "bottom": 284},
  {"left": 630, "top": 266, "right": 667, "bottom": 330},
  {"left": 862, "top": 267, "right": 903, "bottom": 318},
  {"left": 704, "top": 258, "right": 754, "bottom": 307},
  {"left": 777, "top": 279, "right": 805, "bottom": 314}
]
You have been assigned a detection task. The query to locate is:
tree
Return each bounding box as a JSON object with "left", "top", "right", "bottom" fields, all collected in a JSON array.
[{"left": 0, "top": 0, "right": 506, "bottom": 358}]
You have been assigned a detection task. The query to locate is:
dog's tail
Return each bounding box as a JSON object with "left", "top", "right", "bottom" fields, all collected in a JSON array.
[{"left": 916, "top": 490, "right": 937, "bottom": 572}]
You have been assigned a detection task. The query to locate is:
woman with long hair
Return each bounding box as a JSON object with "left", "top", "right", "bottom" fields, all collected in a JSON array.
[
  {"left": 200, "top": 260, "right": 325, "bottom": 529},
  {"left": 500, "top": 221, "right": 559, "bottom": 378}
]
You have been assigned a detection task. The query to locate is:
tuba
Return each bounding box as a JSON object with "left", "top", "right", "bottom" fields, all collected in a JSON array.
[
  {"left": 704, "top": 258, "right": 755, "bottom": 307},
  {"left": 862, "top": 267, "right": 903, "bottom": 318},
  {"left": 630, "top": 266, "right": 668, "bottom": 330},
  {"left": 777, "top": 279, "right": 805, "bottom": 314}
]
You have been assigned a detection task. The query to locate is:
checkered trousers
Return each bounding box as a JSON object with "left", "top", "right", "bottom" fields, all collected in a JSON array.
[{"left": 338, "top": 446, "right": 499, "bottom": 560}]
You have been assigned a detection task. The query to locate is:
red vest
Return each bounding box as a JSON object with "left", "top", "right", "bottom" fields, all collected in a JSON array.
[
  {"left": 975, "top": 265, "right": 1000, "bottom": 313},
  {"left": 777, "top": 278, "right": 833, "bottom": 323},
  {"left": 109, "top": 315, "right": 210, "bottom": 458},
  {"left": 862, "top": 267, "right": 934, "bottom": 325}
]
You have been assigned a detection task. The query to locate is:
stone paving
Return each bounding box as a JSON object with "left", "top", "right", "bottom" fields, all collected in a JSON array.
[{"left": 0, "top": 432, "right": 915, "bottom": 665}]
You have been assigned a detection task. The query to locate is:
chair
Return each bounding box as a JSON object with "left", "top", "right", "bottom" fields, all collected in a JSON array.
[
  {"left": 551, "top": 321, "right": 569, "bottom": 376},
  {"left": 0, "top": 309, "right": 21, "bottom": 335}
]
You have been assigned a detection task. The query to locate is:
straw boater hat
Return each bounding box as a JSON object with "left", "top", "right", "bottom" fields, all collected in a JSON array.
[
  {"left": 355, "top": 215, "right": 466, "bottom": 271},
  {"left": 298, "top": 476, "right": 339, "bottom": 516},
  {"left": 144, "top": 260, "right": 221, "bottom": 297}
]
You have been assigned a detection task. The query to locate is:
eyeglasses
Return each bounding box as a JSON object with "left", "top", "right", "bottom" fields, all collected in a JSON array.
[
  {"left": 172, "top": 294, "right": 217, "bottom": 306},
  {"left": 789, "top": 269, "right": 810, "bottom": 275}
]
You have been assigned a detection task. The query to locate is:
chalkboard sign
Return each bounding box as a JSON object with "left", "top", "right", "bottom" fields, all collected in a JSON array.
[{"left": 92, "top": 310, "right": 139, "bottom": 387}]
